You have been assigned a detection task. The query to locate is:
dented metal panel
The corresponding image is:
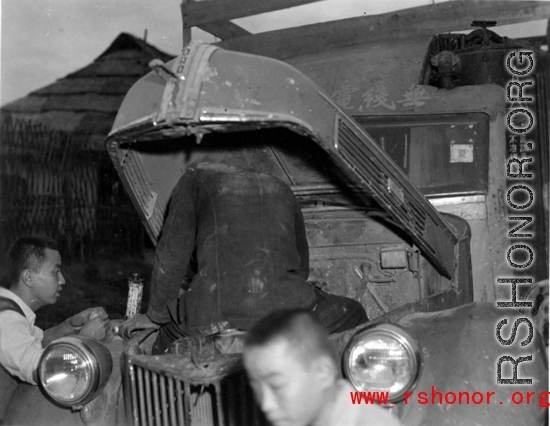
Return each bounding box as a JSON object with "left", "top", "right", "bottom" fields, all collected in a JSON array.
[{"left": 107, "top": 42, "right": 458, "bottom": 278}]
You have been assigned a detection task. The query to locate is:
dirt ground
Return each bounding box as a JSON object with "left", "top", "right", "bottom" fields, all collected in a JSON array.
[{"left": 34, "top": 251, "right": 154, "bottom": 330}]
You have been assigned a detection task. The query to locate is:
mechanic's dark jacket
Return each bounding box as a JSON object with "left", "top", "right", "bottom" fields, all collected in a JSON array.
[{"left": 146, "top": 162, "right": 315, "bottom": 335}]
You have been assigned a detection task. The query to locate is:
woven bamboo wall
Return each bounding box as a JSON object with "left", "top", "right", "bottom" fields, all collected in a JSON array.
[{"left": 0, "top": 115, "right": 144, "bottom": 259}]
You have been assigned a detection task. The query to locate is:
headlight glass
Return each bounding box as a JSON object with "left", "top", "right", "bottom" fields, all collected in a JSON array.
[
  {"left": 40, "top": 343, "right": 92, "bottom": 403},
  {"left": 343, "top": 323, "right": 421, "bottom": 402},
  {"left": 38, "top": 336, "right": 112, "bottom": 407}
]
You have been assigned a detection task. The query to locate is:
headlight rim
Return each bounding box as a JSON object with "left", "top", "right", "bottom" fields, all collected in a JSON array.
[
  {"left": 342, "top": 322, "right": 422, "bottom": 403},
  {"left": 38, "top": 335, "right": 112, "bottom": 408}
]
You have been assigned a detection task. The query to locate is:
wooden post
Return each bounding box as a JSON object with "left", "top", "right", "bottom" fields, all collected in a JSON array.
[
  {"left": 547, "top": 18, "right": 549, "bottom": 51},
  {"left": 181, "top": 0, "right": 192, "bottom": 48}
]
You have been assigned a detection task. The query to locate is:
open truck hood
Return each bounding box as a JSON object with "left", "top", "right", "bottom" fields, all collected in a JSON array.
[{"left": 107, "top": 42, "right": 458, "bottom": 278}]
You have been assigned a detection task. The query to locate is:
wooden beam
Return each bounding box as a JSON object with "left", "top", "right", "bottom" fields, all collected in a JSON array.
[
  {"left": 198, "top": 21, "right": 250, "bottom": 40},
  {"left": 217, "top": 1, "right": 550, "bottom": 60},
  {"left": 181, "top": 0, "right": 192, "bottom": 47},
  {"left": 182, "top": 0, "right": 321, "bottom": 28},
  {"left": 515, "top": 35, "right": 548, "bottom": 47}
]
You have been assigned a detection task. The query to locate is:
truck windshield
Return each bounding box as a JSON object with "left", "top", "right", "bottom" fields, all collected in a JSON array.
[{"left": 355, "top": 113, "right": 489, "bottom": 197}]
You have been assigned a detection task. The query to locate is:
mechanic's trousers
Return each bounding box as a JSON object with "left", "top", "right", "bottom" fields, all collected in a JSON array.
[{"left": 152, "top": 287, "right": 368, "bottom": 354}]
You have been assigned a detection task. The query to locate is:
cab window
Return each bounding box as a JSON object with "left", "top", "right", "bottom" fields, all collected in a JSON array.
[{"left": 355, "top": 113, "right": 490, "bottom": 196}]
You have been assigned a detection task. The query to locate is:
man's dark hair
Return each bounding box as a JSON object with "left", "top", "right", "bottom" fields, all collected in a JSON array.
[
  {"left": 4, "top": 236, "right": 59, "bottom": 288},
  {"left": 245, "top": 309, "right": 336, "bottom": 364}
]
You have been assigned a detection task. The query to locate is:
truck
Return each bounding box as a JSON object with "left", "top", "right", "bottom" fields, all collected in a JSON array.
[{"left": 2, "top": 1, "right": 548, "bottom": 425}]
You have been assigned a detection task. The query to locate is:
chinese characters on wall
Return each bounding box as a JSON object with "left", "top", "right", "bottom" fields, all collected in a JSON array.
[{"left": 332, "top": 82, "right": 432, "bottom": 112}]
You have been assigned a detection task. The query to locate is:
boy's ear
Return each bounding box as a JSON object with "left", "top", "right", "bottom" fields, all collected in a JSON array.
[
  {"left": 314, "top": 355, "right": 337, "bottom": 389},
  {"left": 21, "top": 269, "right": 34, "bottom": 288}
]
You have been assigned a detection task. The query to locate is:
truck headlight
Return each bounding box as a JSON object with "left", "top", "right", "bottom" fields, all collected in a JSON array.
[
  {"left": 38, "top": 336, "right": 112, "bottom": 407},
  {"left": 343, "top": 323, "right": 421, "bottom": 403}
]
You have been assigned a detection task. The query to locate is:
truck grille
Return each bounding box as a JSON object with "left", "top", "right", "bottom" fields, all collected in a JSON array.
[{"left": 126, "top": 353, "right": 266, "bottom": 426}]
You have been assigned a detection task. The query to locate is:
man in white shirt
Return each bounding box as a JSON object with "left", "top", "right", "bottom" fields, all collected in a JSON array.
[{"left": 0, "top": 236, "right": 110, "bottom": 384}]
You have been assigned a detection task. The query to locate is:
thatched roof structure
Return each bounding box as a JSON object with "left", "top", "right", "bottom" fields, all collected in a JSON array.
[
  {"left": 0, "top": 33, "right": 175, "bottom": 258},
  {"left": 1, "top": 33, "right": 174, "bottom": 150}
]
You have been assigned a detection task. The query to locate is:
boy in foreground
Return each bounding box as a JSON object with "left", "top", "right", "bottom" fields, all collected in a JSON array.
[{"left": 243, "top": 309, "right": 403, "bottom": 426}]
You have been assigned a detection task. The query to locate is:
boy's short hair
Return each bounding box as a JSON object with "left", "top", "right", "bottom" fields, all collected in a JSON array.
[
  {"left": 4, "top": 236, "right": 59, "bottom": 288},
  {"left": 245, "top": 309, "right": 336, "bottom": 365}
]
